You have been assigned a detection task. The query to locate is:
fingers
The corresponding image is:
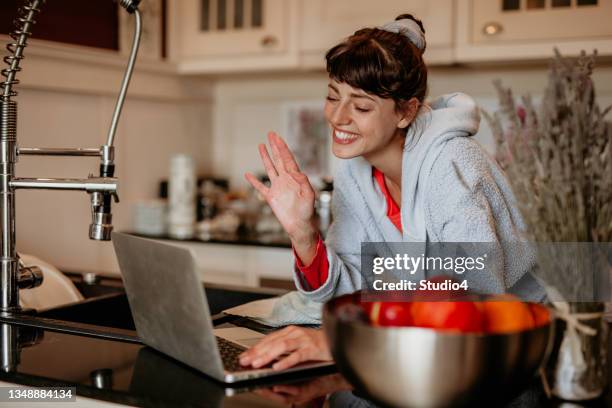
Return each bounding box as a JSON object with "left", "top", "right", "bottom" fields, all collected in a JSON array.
[
  {"left": 239, "top": 326, "right": 300, "bottom": 366},
  {"left": 270, "top": 132, "right": 300, "bottom": 173},
  {"left": 242, "top": 326, "right": 300, "bottom": 354},
  {"left": 272, "top": 350, "right": 305, "bottom": 371},
  {"left": 244, "top": 173, "right": 269, "bottom": 198},
  {"left": 258, "top": 144, "right": 278, "bottom": 179},
  {"left": 239, "top": 327, "right": 332, "bottom": 371},
  {"left": 268, "top": 132, "right": 287, "bottom": 174},
  {"left": 256, "top": 132, "right": 306, "bottom": 185},
  {"left": 242, "top": 336, "right": 301, "bottom": 369}
]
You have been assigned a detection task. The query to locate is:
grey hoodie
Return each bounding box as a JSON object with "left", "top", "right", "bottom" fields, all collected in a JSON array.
[{"left": 260, "top": 92, "right": 544, "bottom": 326}]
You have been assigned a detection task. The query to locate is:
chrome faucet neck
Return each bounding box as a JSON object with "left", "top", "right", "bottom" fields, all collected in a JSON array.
[{"left": 0, "top": 1, "right": 142, "bottom": 315}]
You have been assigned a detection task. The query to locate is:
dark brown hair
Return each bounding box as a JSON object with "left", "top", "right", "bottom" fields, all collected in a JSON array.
[{"left": 325, "top": 14, "right": 428, "bottom": 110}]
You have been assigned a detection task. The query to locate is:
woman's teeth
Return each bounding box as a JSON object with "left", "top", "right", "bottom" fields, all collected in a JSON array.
[{"left": 334, "top": 130, "right": 359, "bottom": 144}]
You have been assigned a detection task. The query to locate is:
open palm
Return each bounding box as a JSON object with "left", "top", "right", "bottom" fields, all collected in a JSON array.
[{"left": 245, "top": 132, "right": 316, "bottom": 239}]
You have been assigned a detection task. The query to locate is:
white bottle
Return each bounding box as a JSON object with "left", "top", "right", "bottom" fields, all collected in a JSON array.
[{"left": 168, "top": 154, "right": 196, "bottom": 239}]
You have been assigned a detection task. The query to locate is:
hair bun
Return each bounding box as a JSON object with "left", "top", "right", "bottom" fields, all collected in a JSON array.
[
  {"left": 379, "top": 14, "right": 427, "bottom": 53},
  {"left": 395, "top": 14, "right": 425, "bottom": 34}
]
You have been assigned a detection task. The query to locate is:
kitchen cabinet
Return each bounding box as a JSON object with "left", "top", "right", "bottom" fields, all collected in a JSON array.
[
  {"left": 155, "top": 240, "right": 294, "bottom": 287},
  {"left": 168, "top": 0, "right": 300, "bottom": 73},
  {"left": 456, "top": 0, "right": 612, "bottom": 62},
  {"left": 299, "top": 0, "right": 455, "bottom": 67},
  {"left": 168, "top": 0, "right": 612, "bottom": 73},
  {"left": 168, "top": 0, "right": 454, "bottom": 73},
  {"left": 0, "top": 0, "right": 119, "bottom": 51}
]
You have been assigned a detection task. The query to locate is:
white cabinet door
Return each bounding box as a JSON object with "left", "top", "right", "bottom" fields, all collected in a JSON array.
[
  {"left": 169, "top": 0, "right": 299, "bottom": 73},
  {"left": 153, "top": 241, "right": 251, "bottom": 285},
  {"left": 247, "top": 246, "right": 294, "bottom": 283},
  {"left": 456, "top": 0, "right": 612, "bottom": 62},
  {"left": 299, "top": 0, "right": 454, "bottom": 67},
  {"left": 155, "top": 240, "right": 293, "bottom": 287}
]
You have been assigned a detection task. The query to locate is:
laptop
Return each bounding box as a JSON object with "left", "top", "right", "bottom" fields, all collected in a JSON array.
[{"left": 111, "top": 232, "right": 333, "bottom": 383}]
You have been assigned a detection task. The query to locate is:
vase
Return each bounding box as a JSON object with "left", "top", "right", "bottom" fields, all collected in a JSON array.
[{"left": 545, "top": 302, "right": 609, "bottom": 400}]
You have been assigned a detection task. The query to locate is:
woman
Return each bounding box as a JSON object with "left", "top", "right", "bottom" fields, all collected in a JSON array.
[{"left": 240, "top": 14, "right": 543, "bottom": 371}]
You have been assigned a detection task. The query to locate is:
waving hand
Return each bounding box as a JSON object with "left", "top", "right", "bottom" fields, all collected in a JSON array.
[{"left": 245, "top": 132, "right": 319, "bottom": 264}]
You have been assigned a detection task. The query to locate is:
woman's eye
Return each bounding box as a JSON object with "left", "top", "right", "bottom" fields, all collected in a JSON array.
[
  {"left": 355, "top": 106, "right": 371, "bottom": 112},
  {"left": 326, "top": 96, "right": 338, "bottom": 102}
]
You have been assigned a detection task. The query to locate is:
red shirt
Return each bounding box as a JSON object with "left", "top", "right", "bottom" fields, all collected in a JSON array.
[{"left": 295, "top": 168, "right": 402, "bottom": 290}]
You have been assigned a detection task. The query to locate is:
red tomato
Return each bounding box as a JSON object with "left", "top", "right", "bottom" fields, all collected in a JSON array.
[
  {"left": 364, "top": 301, "right": 413, "bottom": 327},
  {"left": 378, "top": 302, "right": 413, "bottom": 327},
  {"left": 528, "top": 303, "right": 551, "bottom": 328},
  {"left": 411, "top": 301, "right": 484, "bottom": 333}
]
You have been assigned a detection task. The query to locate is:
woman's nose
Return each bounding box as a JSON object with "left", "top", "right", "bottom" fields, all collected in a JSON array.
[{"left": 329, "top": 103, "right": 351, "bottom": 127}]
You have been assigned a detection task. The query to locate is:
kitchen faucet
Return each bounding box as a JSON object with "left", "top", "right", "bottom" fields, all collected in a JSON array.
[{"left": 0, "top": 0, "right": 142, "bottom": 315}]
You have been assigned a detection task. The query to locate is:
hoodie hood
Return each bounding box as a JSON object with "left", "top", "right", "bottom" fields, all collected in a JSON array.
[
  {"left": 399, "top": 92, "right": 481, "bottom": 242},
  {"left": 412, "top": 92, "right": 481, "bottom": 149}
]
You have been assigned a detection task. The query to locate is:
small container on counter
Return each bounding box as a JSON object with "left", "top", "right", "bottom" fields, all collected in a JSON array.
[
  {"left": 168, "top": 154, "right": 196, "bottom": 239},
  {"left": 132, "top": 199, "right": 167, "bottom": 236},
  {"left": 198, "top": 179, "right": 224, "bottom": 221}
]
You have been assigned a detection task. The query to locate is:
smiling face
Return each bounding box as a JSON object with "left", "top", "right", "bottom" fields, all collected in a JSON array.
[{"left": 324, "top": 79, "right": 415, "bottom": 161}]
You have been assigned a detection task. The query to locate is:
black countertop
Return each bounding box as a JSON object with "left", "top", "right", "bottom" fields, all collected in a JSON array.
[
  {"left": 1, "top": 318, "right": 610, "bottom": 407},
  {"left": 0, "top": 324, "right": 340, "bottom": 407},
  {"left": 0, "top": 277, "right": 610, "bottom": 408},
  {"left": 129, "top": 230, "right": 292, "bottom": 249}
]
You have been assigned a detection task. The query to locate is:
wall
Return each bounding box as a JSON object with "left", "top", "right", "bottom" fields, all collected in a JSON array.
[
  {"left": 211, "top": 62, "right": 612, "bottom": 188},
  {"left": 11, "top": 39, "right": 213, "bottom": 275}
]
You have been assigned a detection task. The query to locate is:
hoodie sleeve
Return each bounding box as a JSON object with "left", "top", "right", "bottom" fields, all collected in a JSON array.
[
  {"left": 293, "top": 235, "right": 329, "bottom": 290},
  {"left": 424, "top": 138, "right": 542, "bottom": 297},
  {"left": 292, "top": 186, "right": 364, "bottom": 303}
]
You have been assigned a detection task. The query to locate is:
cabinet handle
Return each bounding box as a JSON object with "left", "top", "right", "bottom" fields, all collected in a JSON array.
[
  {"left": 482, "top": 22, "right": 503, "bottom": 36},
  {"left": 261, "top": 35, "right": 278, "bottom": 47}
]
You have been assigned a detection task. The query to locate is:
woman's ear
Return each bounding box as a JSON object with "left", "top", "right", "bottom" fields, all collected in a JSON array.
[{"left": 397, "top": 98, "right": 420, "bottom": 129}]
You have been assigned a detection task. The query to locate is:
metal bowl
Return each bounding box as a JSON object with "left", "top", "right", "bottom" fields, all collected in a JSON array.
[{"left": 323, "top": 294, "right": 553, "bottom": 408}]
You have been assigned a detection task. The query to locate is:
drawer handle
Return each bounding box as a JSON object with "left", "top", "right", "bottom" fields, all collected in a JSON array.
[
  {"left": 482, "top": 22, "right": 503, "bottom": 36},
  {"left": 261, "top": 35, "right": 278, "bottom": 47}
]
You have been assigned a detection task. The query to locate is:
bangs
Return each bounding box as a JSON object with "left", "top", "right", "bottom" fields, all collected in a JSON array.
[{"left": 325, "top": 36, "right": 403, "bottom": 101}]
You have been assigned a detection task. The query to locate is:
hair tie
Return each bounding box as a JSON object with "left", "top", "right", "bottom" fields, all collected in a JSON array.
[{"left": 378, "top": 18, "right": 426, "bottom": 52}]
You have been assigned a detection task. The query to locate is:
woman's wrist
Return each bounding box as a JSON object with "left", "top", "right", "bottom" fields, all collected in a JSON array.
[
  {"left": 287, "top": 220, "right": 318, "bottom": 242},
  {"left": 289, "top": 223, "right": 319, "bottom": 266}
]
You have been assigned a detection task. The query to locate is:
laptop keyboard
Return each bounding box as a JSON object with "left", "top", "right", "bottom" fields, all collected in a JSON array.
[{"left": 216, "top": 337, "right": 250, "bottom": 372}]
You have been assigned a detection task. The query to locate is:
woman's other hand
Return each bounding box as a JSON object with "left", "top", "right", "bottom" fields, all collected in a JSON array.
[
  {"left": 239, "top": 326, "right": 332, "bottom": 371},
  {"left": 245, "top": 132, "right": 319, "bottom": 264}
]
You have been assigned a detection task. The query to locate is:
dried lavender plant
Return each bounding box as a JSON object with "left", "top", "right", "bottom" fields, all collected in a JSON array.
[{"left": 484, "top": 50, "right": 612, "bottom": 302}]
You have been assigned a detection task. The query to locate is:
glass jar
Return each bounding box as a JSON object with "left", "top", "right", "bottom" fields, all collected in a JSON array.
[{"left": 545, "top": 302, "right": 609, "bottom": 401}]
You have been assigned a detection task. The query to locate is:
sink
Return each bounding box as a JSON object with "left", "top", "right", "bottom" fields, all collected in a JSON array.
[
  {"left": 39, "top": 292, "right": 136, "bottom": 330},
  {"left": 0, "top": 282, "right": 284, "bottom": 343}
]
